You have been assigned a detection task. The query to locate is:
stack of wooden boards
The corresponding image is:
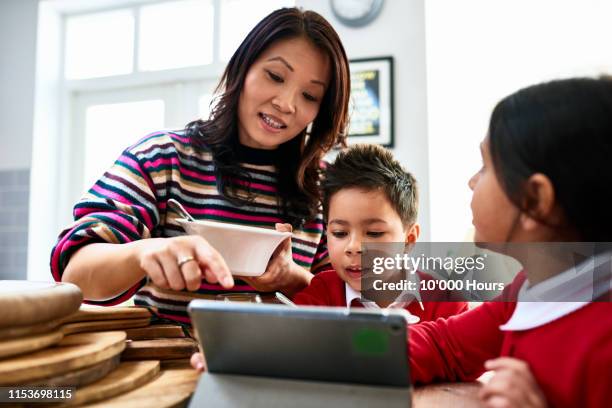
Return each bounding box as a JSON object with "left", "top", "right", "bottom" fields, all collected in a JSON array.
[{"left": 0, "top": 280, "right": 201, "bottom": 407}]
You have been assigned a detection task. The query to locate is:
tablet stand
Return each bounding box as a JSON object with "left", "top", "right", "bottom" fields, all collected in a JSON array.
[{"left": 189, "top": 373, "right": 412, "bottom": 408}]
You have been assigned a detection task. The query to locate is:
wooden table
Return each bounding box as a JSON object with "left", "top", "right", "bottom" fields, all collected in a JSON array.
[
  {"left": 178, "top": 372, "right": 483, "bottom": 408},
  {"left": 413, "top": 382, "right": 482, "bottom": 407},
  {"left": 20, "top": 312, "right": 481, "bottom": 407}
]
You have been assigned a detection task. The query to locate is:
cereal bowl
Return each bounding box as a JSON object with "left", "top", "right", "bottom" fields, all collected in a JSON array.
[{"left": 177, "top": 219, "right": 292, "bottom": 277}]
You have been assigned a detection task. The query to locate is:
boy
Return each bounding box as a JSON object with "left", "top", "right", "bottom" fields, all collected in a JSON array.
[{"left": 293, "top": 144, "right": 467, "bottom": 322}]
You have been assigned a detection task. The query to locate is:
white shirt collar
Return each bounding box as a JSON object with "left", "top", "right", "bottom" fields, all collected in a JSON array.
[
  {"left": 500, "top": 251, "right": 611, "bottom": 331},
  {"left": 344, "top": 283, "right": 422, "bottom": 323}
]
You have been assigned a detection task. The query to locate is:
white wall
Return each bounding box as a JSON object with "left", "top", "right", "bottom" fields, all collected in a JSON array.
[
  {"left": 0, "top": 0, "right": 38, "bottom": 170},
  {"left": 425, "top": 0, "right": 612, "bottom": 241},
  {"left": 11, "top": 0, "right": 612, "bottom": 280},
  {"left": 298, "top": 0, "right": 431, "bottom": 240}
]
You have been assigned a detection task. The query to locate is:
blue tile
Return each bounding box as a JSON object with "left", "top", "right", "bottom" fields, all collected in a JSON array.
[
  {"left": 9, "top": 211, "right": 28, "bottom": 228},
  {"left": 0, "top": 268, "right": 26, "bottom": 280},
  {"left": 15, "top": 170, "right": 31, "bottom": 186},
  {"left": 0, "top": 232, "right": 11, "bottom": 247},
  {"left": 0, "top": 252, "right": 11, "bottom": 267},
  {"left": 0, "top": 171, "right": 15, "bottom": 186},
  {"left": 8, "top": 249, "right": 27, "bottom": 267},
  {"left": 0, "top": 210, "right": 26, "bottom": 227},
  {"left": 0, "top": 217, "right": 13, "bottom": 227},
  {"left": 0, "top": 230, "right": 28, "bottom": 247},
  {"left": 0, "top": 190, "right": 29, "bottom": 207}
]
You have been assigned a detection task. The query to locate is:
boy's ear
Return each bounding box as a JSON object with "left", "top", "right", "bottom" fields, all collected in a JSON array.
[{"left": 405, "top": 223, "right": 420, "bottom": 244}]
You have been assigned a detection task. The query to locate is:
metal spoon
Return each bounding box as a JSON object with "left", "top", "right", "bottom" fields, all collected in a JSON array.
[{"left": 167, "top": 198, "right": 196, "bottom": 222}]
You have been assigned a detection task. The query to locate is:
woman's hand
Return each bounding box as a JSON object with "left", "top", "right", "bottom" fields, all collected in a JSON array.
[
  {"left": 479, "top": 357, "right": 548, "bottom": 408},
  {"left": 137, "top": 235, "right": 234, "bottom": 291},
  {"left": 241, "top": 223, "right": 312, "bottom": 296}
]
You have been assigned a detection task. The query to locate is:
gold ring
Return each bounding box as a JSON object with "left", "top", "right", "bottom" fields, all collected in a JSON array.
[{"left": 177, "top": 256, "right": 196, "bottom": 268}]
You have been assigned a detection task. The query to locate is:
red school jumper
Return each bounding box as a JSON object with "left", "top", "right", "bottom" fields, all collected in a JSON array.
[
  {"left": 292, "top": 270, "right": 469, "bottom": 322},
  {"left": 409, "top": 272, "right": 612, "bottom": 408}
]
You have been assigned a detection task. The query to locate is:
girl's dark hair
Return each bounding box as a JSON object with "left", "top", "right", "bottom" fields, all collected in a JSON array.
[
  {"left": 488, "top": 76, "right": 612, "bottom": 241},
  {"left": 185, "top": 8, "right": 350, "bottom": 227}
]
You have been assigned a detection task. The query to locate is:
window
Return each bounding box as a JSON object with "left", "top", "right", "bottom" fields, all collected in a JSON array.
[
  {"left": 61, "top": 0, "right": 295, "bottom": 203},
  {"left": 83, "top": 100, "right": 165, "bottom": 190},
  {"left": 138, "top": 0, "right": 215, "bottom": 71},
  {"left": 219, "top": 0, "right": 294, "bottom": 61},
  {"left": 64, "top": 9, "right": 134, "bottom": 79},
  {"left": 199, "top": 93, "right": 215, "bottom": 119},
  {"left": 28, "top": 0, "right": 296, "bottom": 281}
]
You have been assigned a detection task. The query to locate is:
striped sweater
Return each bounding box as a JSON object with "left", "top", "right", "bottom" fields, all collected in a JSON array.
[{"left": 51, "top": 131, "right": 329, "bottom": 323}]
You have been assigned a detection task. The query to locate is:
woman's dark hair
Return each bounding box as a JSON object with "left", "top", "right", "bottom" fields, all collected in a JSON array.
[
  {"left": 185, "top": 8, "right": 350, "bottom": 227},
  {"left": 488, "top": 76, "right": 612, "bottom": 241}
]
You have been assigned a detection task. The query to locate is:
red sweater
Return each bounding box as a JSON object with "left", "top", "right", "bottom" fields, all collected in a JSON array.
[
  {"left": 293, "top": 270, "right": 468, "bottom": 322},
  {"left": 410, "top": 272, "right": 612, "bottom": 408}
]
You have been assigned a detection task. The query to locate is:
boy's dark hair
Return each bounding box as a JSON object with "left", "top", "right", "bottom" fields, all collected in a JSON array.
[
  {"left": 322, "top": 144, "right": 418, "bottom": 226},
  {"left": 489, "top": 76, "right": 612, "bottom": 241}
]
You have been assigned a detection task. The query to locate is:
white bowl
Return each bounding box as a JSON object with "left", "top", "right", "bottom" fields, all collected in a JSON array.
[{"left": 177, "top": 219, "right": 292, "bottom": 277}]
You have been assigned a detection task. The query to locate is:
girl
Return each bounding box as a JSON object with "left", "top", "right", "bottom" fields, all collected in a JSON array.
[
  {"left": 51, "top": 8, "right": 350, "bottom": 323},
  {"left": 410, "top": 77, "right": 612, "bottom": 407}
]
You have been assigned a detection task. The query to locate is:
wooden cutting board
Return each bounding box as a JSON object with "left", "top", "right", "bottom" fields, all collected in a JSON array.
[
  {"left": 0, "top": 331, "right": 126, "bottom": 385},
  {"left": 62, "top": 317, "right": 150, "bottom": 335},
  {"left": 0, "top": 281, "right": 82, "bottom": 328},
  {"left": 121, "top": 338, "right": 199, "bottom": 361},
  {"left": 0, "top": 317, "right": 64, "bottom": 340},
  {"left": 125, "top": 324, "right": 186, "bottom": 340},
  {"left": 0, "top": 328, "right": 63, "bottom": 359},
  {"left": 61, "top": 360, "right": 160, "bottom": 407},
  {"left": 25, "top": 354, "right": 121, "bottom": 387},
  {"left": 62, "top": 306, "right": 152, "bottom": 323},
  {"left": 81, "top": 367, "right": 200, "bottom": 408},
  {"left": 160, "top": 358, "right": 192, "bottom": 369}
]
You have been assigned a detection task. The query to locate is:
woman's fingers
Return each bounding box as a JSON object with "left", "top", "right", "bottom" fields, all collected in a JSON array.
[
  {"left": 141, "top": 256, "right": 169, "bottom": 289},
  {"left": 157, "top": 250, "right": 187, "bottom": 291},
  {"left": 276, "top": 224, "right": 293, "bottom": 252},
  {"left": 138, "top": 235, "right": 233, "bottom": 290},
  {"left": 270, "top": 223, "right": 293, "bottom": 261},
  {"left": 275, "top": 223, "right": 293, "bottom": 233},
  {"left": 180, "top": 256, "right": 202, "bottom": 291},
  {"left": 245, "top": 224, "right": 299, "bottom": 292},
  {"left": 193, "top": 237, "right": 234, "bottom": 288}
]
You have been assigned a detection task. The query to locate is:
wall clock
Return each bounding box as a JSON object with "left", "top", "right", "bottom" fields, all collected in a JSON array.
[{"left": 330, "top": 0, "right": 385, "bottom": 28}]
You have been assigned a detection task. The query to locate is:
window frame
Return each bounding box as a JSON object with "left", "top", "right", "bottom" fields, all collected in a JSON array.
[
  {"left": 30, "top": 0, "right": 296, "bottom": 281},
  {"left": 58, "top": 0, "right": 225, "bottom": 219}
]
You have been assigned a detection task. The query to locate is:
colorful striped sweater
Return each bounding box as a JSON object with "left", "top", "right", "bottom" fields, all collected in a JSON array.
[{"left": 51, "top": 131, "right": 329, "bottom": 323}]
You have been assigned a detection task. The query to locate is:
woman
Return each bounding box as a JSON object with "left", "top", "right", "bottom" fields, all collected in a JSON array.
[{"left": 51, "top": 8, "right": 350, "bottom": 323}]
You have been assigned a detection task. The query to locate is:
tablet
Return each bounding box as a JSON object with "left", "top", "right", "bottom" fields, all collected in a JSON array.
[{"left": 188, "top": 300, "right": 410, "bottom": 387}]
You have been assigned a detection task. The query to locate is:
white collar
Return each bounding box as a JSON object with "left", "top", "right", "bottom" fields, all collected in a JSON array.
[
  {"left": 500, "top": 251, "right": 611, "bottom": 331},
  {"left": 344, "top": 283, "right": 422, "bottom": 323}
]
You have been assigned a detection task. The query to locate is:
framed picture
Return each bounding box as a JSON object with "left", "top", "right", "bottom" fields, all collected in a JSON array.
[{"left": 347, "top": 56, "right": 394, "bottom": 147}]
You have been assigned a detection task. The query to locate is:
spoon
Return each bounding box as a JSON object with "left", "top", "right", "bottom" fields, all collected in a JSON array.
[{"left": 167, "top": 198, "right": 196, "bottom": 222}]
